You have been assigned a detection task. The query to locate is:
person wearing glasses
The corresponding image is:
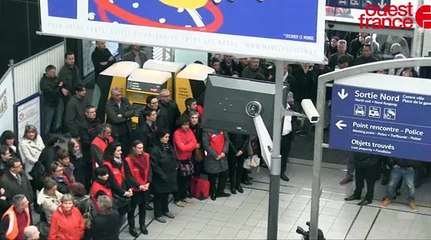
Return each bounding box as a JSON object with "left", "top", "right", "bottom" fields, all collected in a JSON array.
[{"left": 0, "top": 158, "right": 34, "bottom": 206}]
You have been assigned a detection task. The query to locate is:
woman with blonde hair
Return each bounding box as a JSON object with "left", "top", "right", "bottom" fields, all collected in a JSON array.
[{"left": 48, "top": 194, "right": 84, "bottom": 240}]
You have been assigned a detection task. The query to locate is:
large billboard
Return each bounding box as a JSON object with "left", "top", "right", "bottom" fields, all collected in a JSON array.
[{"left": 40, "top": 0, "right": 326, "bottom": 63}]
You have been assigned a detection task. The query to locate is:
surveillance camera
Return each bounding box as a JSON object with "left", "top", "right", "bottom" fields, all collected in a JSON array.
[{"left": 301, "top": 99, "right": 320, "bottom": 123}]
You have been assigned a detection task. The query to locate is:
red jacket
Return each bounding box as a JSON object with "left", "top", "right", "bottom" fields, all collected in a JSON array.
[
  {"left": 48, "top": 206, "right": 84, "bottom": 240},
  {"left": 102, "top": 161, "right": 125, "bottom": 187},
  {"left": 90, "top": 180, "right": 113, "bottom": 210},
  {"left": 174, "top": 128, "right": 197, "bottom": 161},
  {"left": 125, "top": 153, "right": 150, "bottom": 191}
]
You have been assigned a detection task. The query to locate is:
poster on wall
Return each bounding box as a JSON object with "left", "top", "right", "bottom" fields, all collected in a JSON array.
[
  {"left": 0, "top": 69, "right": 15, "bottom": 134},
  {"left": 40, "top": 0, "right": 326, "bottom": 63},
  {"left": 14, "top": 93, "right": 42, "bottom": 140}
]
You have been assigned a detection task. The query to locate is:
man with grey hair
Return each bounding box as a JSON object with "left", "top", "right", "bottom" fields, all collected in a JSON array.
[
  {"left": 122, "top": 45, "right": 148, "bottom": 67},
  {"left": 91, "top": 195, "right": 120, "bottom": 240},
  {"left": 105, "top": 88, "right": 135, "bottom": 154},
  {"left": 24, "top": 225, "right": 40, "bottom": 240},
  {"left": 0, "top": 194, "right": 31, "bottom": 240},
  {"left": 158, "top": 89, "right": 180, "bottom": 134}
]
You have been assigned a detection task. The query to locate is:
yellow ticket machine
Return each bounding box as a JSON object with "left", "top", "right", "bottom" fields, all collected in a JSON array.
[
  {"left": 97, "top": 61, "right": 139, "bottom": 122},
  {"left": 175, "top": 63, "right": 215, "bottom": 113},
  {"left": 143, "top": 60, "right": 185, "bottom": 96},
  {"left": 126, "top": 69, "right": 172, "bottom": 125}
]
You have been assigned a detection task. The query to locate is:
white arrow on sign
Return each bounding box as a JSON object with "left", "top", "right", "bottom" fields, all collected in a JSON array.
[
  {"left": 337, "top": 88, "right": 348, "bottom": 100},
  {"left": 336, "top": 120, "right": 347, "bottom": 130}
]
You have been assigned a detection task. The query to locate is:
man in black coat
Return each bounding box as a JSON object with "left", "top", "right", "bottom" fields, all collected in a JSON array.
[
  {"left": 0, "top": 158, "right": 34, "bottom": 205},
  {"left": 344, "top": 153, "right": 381, "bottom": 206},
  {"left": 136, "top": 108, "right": 158, "bottom": 153},
  {"left": 105, "top": 88, "right": 135, "bottom": 155},
  {"left": 40, "top": 65, "right": 63, "bottom": 139},
  {"left": 158, "top": 89, "right": 180, "bottom": 135}
]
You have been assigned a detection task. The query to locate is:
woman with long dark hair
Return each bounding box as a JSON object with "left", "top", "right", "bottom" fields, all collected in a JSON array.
[
  {"left": 124, "top": 140, "right": 151, "bottom": 236},
  {"left": 0, "top": 130, "right": 20, "bottom": 158},
  {"left": 150, "top": 129, "right": 178, "bottom": 223},
  {"left": 68, "top": 138, "right": 91, "bottom": 189},
  {"left": 102, "top": 142, "right": 136, "bottom": 225}
]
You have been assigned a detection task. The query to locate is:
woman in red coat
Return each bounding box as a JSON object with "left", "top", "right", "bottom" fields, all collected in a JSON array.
[
  {"left": 173, "top": 116, "right": 198, "bottom": 206},
  {"left": 48, "top": 194, "right": 84, "bottom": 240}
]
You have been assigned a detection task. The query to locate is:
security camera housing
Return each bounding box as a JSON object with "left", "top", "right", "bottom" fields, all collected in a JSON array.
[
  {"left": 301, "top": 99, "right": 320, "bottom": 123},
  {"left": 202, "top": 75, "right": 288, "bottom": 136}
]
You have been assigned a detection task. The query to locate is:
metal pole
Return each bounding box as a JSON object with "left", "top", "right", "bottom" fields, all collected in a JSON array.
[
  {"left": 267, "top": 60, "right": 284, "bottom": 240},
  {"left": 309, "top": 72, "right": 326, "bottom": 240},
  {"left": 8, "top": 59, "right": 16, "bottom": 104}
]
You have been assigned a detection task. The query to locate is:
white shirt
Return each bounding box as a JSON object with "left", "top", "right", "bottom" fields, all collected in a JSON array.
[{"left": 282, "top": 103, "right": 292, "bottom": 136}]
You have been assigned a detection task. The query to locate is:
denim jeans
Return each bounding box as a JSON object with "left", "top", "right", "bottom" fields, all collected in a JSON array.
[{"left": 386, "top": 167, "right": 415, "bottom": 201}]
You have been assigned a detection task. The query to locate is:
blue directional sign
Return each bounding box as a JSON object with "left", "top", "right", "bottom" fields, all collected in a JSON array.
[
  {"left": 329, "top": 83, "right": 431, "bottom": 162},
  {"left": 327, "top": 0, "right": 391, "bottom": 9}
]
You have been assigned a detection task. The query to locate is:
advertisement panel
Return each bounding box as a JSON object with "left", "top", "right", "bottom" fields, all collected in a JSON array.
[
  {"left": 40, "top": 0, "right": 326, "bottom": 63},
  {"left": 0, "top": 70, "right": 14, "bottom": 134},
  {"left": 14, "top": 93, "right": 42, "bottom": 141}
]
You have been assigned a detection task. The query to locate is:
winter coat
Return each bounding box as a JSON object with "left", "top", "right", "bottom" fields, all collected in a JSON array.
[
  {"left": 0, "top": 171, "right": 35, "bottom": 204},
  {"left": 150, "top": 143, "right": 178, "bottom": 194},
  {"left": 91, "top": 208, "right": 120, "bottom": 240},
  {"left": 48, "top": 206, "right": 84, "bottom": 240},
  {"left": 202, "top": 129, "right": 229, "bottom": 174},
  {"left": 37, "top": 189, "right": 62, "bottom": 224},
  {"left": 19, "top": 135, "right": 45, "bottom": 179},
  {"left": 65, "top": 95, "right": 90, "bottom": 137},
  {"left": 173, "top": 128, "right": 197, "bottom": 161},
  {"left": 40, "top": 74, "right": 62, "bottom": 107}
]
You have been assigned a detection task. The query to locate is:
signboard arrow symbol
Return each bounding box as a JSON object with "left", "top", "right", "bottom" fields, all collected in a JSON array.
[
  {"left": 337, "top": 88, "right": 348, "bottom": 100},
  {"left": 336, "top": 120, "right": 347, "bottom": 130}
]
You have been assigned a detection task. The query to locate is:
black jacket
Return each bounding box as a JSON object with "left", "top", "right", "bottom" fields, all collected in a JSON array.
[
  {"left": 105, "top": 98, "right": 135, "bottom": 137},
  {"left": 0, "top": 171, "right": 34, "bottom": 204},
  {"left": 135, "top": 121, "right": 157, "bottom": 153},
  {"left": 150, "top": 143, "right": 178, "bottom": 194},
  {"left": 91, "top": 48, "right": 116, "bottom": 78},
  {"left": 228, "top": 133, "right": 250, "bottom": 156},
  {"left": 159, "top": 101, "right": 181, "bottom": 133},
  {"left": 40, "top": 74, "right": 62, "bottom": 107},
  {"left": 91, "top": 208, "right": 120, "bottom": 240},
  {"left": 353, "top": 153, "right": 381, "bottom": 168}
]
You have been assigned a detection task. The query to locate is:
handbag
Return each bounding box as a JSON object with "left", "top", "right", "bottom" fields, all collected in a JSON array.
[
  {"left": 113, "top": 194, "right": 131, "bottom": 209},
  {"left": 243, "top": 154, "right": 261, "bottom": 169},
  {"left": 194, "top": 148, "right": 205, "bottom": 162},
  {"left": 82, "top": 201, "right": 93, "bottom": 229},
  {"left": 178, "top": 161, "right": 194, "bottom": 177}
]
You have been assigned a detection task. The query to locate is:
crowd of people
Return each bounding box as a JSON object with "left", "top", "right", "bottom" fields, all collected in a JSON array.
[{"left": 1, "top": 31, "right": 430, "bottom": 239}]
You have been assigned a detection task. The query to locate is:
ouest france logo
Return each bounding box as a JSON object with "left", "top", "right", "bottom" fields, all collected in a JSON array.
[{"left": 358, "top": 2, "right": 431, "bottom": 29}]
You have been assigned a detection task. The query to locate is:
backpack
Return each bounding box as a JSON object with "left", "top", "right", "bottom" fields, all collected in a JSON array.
[{"left": 29, "top": 161, "right": 46, "bottom": 190}]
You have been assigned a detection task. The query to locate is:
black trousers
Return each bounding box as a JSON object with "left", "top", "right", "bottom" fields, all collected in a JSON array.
[
  {"left": 174, "top": 175, "right": 191, "bottom": 201},
  {"left": 153, "top": 193, "right": 169, "bottom": 217},
  {"left": 353, "top": 164, "right": 380, "bottom": 201},
  {"left": 208, "top": 170, "right": 228, "bottom": 195},
  {"left": 95, "top": 77, "right": 112, "bottom": 123},
  {"left": 280, "top": 133, "right": 293, "bottom": 174},
  {"left": 127, "top": 191, "right": 149, "bottom": 228},
  {"left": 228, "top": 154, "right": 245, "bottom": 188}
]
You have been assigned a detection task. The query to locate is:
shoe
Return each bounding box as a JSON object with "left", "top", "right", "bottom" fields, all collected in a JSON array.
[
  {"left": 344, "top": 195, "right": 361, "bottom": 201},
  {"left": 280, "top": 173, "right": 290, "bottom": 182},
  {"left": 242, "top": 179, "right": 252, "bottom": 185},
  {"left": 155, "top": 216, "right": 167, "bottom": 223},
  {"left": 129, "top": 227, "right": 139, "bottom": 237},
  {"left": 140, "top": 226, "right": 148, "bottom": 235},
  {"left": 379, "top": 198, "right": 391, "bottom": 208},
  {"left": 236, "top": 185, "right": 244, "bottom": 193},
  {"left": 217, "top": 192, "right": 231, "bottom": 198},
  {"left": 358, "top": 199, "right": 372, "bottom": 206},
  {"left": 409, "top": 200, "right": 418, "bottom": 212},
  {"left": 174, "top": 201, "right": 186, "bottom": 207},
  {"left": 145, "top": 205, "right": 153, "bottom": 210},
  {"left": 230, "top": 186, "right": 236, "bottom": 194},
  {"left": 211, "top": 193, "right": 216, "bottom": 201},
  {"left": 163, "top": 212, "right": 175, "bottom": 218},
  {"left": 182, "top": 198, "right": 193, "bottom": 203},
  {"left": 339, "top": 177, "right": 353, "bottom": 185}
]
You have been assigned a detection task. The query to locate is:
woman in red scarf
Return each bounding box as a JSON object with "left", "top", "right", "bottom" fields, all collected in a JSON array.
[{"left": 124, "top": 140, "right": 151, "bottom": 236}]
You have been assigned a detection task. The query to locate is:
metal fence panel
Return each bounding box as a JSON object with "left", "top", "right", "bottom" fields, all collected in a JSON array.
[{"left": 13, "top": 43, "right": 65, "bottom": 102}]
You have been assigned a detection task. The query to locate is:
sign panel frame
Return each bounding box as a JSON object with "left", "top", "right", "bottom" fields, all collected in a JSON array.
[{"left": 39, "top": 0, "right": 326, "bottom": 63}]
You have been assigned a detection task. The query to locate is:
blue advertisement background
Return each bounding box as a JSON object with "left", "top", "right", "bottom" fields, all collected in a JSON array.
[
  {"left": 329, "top": 84, "right": 431, "bottom": 162},
  {"left": 47, "top": 0, "right": 318, "bottom": 43}
]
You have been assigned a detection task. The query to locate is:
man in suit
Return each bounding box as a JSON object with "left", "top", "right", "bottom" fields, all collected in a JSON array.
[{"left": 0, "top": 158, "right": 34, "bottom": 205}]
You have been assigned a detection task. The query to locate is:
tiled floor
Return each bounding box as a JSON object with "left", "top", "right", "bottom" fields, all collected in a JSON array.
[{"left": 119, "top": 158, "right": 431, "bottom": 239}]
